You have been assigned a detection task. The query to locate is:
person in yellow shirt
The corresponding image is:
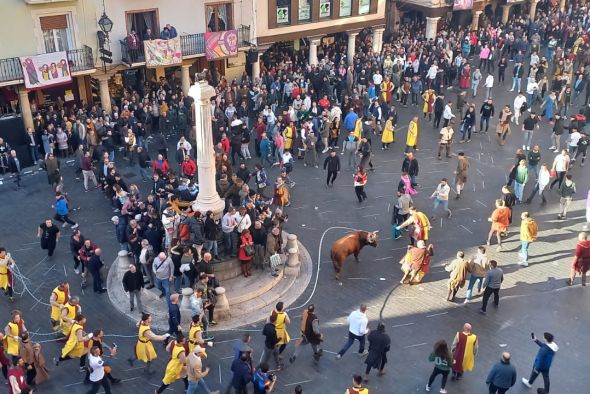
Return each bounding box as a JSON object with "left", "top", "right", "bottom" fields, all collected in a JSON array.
[
  {"left": 60, "top": 296, "right": 81, "bottom": 337},
  {"left": 406, "top": 116, "right": 419, "bottom": 153},
  {"left": 54, "top": 314, "right": 92, "bottom": 372},
  {"left": 49, "top": 281, "right": 69, "bottom": 331},
  {"left": 271, "top": 302, "right": 290, "bottom": 368},
  {"left": 155, "top": 334, "right": 188, "bottom": 394},
  {"left": 353, "top": 117, "right": 363, "bottom": 140},
  {"left": 518, "top": 212, "right": 537, "bottom": 267},
  {"left": 284, "top": 122, "right": 295, "bottom": 151},
  {"left": 381, "top": 114, "right": 395, "bottom": 149},
  {"left": 345, "top": 374, "right": 370, "bottom": 394},
  {"left": 0, "top": 248, "right": 15, "bottom": 302},
  {"left": 4, "top": 310, "right": 26, "bottom": 357},
  {"left": 187, "top": 315, "right": 206, "bottom": 353},
  {"left": 128, "top": 313, "right": 169, "bottom": 374}
]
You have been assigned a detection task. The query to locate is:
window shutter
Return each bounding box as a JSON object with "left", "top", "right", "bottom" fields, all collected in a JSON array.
[{"left": 40, "top": 15, "right": 68, "bottom": 31}]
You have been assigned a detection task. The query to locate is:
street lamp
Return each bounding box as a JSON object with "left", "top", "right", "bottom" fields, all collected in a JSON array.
[{"left": 98, "top": 13, "right": 113, "bottom": 34}]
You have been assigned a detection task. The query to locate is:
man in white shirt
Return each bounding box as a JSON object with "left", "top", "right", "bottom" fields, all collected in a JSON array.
[
  {"left": 431, "top": 178, "right": 452, "bottom": 219},
  {"left": 484, "top": 74, "right": 495, "bottom": 99},
  {"left": 87, "top": 346, "right": 111, "bottom": 394},
  {"left": 222, "top": 207, "right": 237, "bottom": 258},
  {"left": 443, "top": 101, "right": 455, "bottom": 127},
  {"left": 513, "top": 92, "right": 527, "bottom": 125},
  {"left": 336, "top": 304, "right": 369, "bottom": 359}
]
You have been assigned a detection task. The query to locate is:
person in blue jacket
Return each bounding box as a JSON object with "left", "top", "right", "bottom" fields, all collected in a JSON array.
[
  {"left": 486, "top": 352, "right": 516, "bottom": 393},
  {"left": 521, "top": 332, "right": 558, "bottom": 393},
  {"left": 54, "top": 193, "right": 78, "bottom": 229}
]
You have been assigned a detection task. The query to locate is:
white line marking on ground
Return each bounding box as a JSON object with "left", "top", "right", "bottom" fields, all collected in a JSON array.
[
  {"left": 426, "top": 312, "right": 448, "bottom": 318},
  {"left": 285, "top": 380, "right": 313, "bottom": 387},
  {"left": 460, "top": 225, "right": 473, "bottom": 234},
  {"left": 404, "top": 342, "right": 427, "bottom": 349},
  {"left": 476, "top": 200, "right": 488, "bottom": 207},
  {"left": 392, "top": 322, "right": 415, "bottom": 328},
  {"left": 375, "top": 256, "right": 393, "bottom": 261},
  {"left": 476, "top": 168, "right": 485, "bottom": 176}
]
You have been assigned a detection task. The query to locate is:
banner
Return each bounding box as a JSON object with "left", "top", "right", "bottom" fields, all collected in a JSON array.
[
  {"left": 453, "top": 0, "right": 474, "bottom": 10},
  {"left": 144, "top": 37, "right": 183, "bottom": 68},
  {"left": 205, "top": 30, "right": 238, "bottom": 60},
  {"left": 20, "top": 51, "right": 71, "bottom": 90}
]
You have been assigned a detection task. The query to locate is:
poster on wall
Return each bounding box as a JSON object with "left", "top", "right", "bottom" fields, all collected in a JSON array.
[
  {"left": 144, "top": 37, "right": 183, "bottom": 68},
  {"left": 20, "top": 51, "right": 71, "bottom": 90},
  {"left": 277, "top": 7, "right": 289, "bottom": 23},
  {"left": 299, "top": 4, "right": 311, "bottom": 20},
  {"left": 359, "top": 0, "right": 370, "bottom": 14},
  {"left": 320, "top": 0, "right": 331, "bottom": 17},
  {"left": 205, "top": 30, "right": 238, "bottom": 60},
  {"left": 340, "top": 0, "right": 352, "bottom": 16},
  {"left": 453, "top": 0, "right": 474, "bottom": 10}
]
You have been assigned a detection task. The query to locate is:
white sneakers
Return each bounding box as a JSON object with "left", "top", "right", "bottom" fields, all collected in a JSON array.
[
  {"left": 521, "top": 378, "right": 532, "bottom": 388},
  {"left": 425, "top": 385, "right": 446, "bottom": 393},
  {"left": 518, "top": 261, "right": 528, "bottom": 267}
]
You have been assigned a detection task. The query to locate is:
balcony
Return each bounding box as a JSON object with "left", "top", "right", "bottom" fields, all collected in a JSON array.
[
  {"left": 120, "top": 25, "right": 251, "bottom": 66},
  {"left": 0, "top": 45, "right": 95, "bottom": 86}
]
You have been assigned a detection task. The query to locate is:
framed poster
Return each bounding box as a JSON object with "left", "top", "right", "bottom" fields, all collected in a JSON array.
[
  {"left": 359, "top": 0, "right": 370, "bottom": 15},
  {"left": 299, "top": 4, "right": 311, "bottom": 21},
  {"left": 277, "top": 7, "right": 290, "bottom": 24},
  {"left": 320, "top": 0, "right": 331, "bottom": 18},
  {"left": 340, "top": 0, "right": 352, "bottom": 16},
  {"left": 20, "top": 51, "right": 71, "bottom": 89}
]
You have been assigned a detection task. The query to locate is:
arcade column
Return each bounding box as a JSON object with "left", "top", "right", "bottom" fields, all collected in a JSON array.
[
  {"left": 529, "top": 0, "right": 539, "bottom": 19},
  {"left": 501, "top": 5, "right": 512, "bottom": 24},
  {"left": 18, "top": 87, "right": 34, "bottom": 131},
  {"left": 347, "top": 31, "right": 359, "bottom": 66},
  {"left": 425, "top": 17, "right": 440, "bottom": 40},
  {"left": 372, "top": 27, "right": 385, "bottom": 53},
  {"left": 97, "top": 76, "right": 112, "bottom": 115},
  {"left": 181, "top": 64, "right": 191, "bottom": 96},
  {"left": 309, "top": 37, "right": 321, "bottom": 66},
  {"left": 472, "top": 10, "right": 483, "bottom": 31}
]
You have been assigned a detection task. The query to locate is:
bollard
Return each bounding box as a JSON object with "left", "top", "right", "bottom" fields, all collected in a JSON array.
[
  {"left": 284, "top": 248, "right": 300, "bottom": 277},
  {"left": 213, "top": 287, "right": 230, "bottom": 321},
  {"left": 118, "top": 250, "right": 131, "bottom": 270},
  {"left": 180, "top": 287, "right": 193, "bottom": 310},
  {"left": 286, "top": 233, "right": 298, "bottom": 253}
]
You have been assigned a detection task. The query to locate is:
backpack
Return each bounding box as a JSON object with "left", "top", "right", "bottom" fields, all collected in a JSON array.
[
  {"left": 527, "top": 219, "right": 538, "bottom": 240},
  {"left": 252, "top": 370, "right": 268, "bottom": 392},
  {"left": 178, "top": 222, "right": 190, "bottom": 242}
]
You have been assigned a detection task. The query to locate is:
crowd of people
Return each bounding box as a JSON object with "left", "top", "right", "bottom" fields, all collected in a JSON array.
[{"left": 2, "top": 0, "right": 590, "bottom": 393}]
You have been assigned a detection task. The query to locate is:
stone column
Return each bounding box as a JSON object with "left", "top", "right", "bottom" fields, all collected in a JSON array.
[
  {"left": 425, "top": 17, "right": 440, "bottom": 40},
  {"left": 213, "top": 287, "right": 230, "bottom": 320},
  {"left": 372, "top": 27, "right": 385, "bottom": 54},
  {"left": 472, "top": 10, "right": 483, "bottom": 31},
  {"left": 18, "top": 87, "right": 34, "bottom": 131},
  {"left": 180, "top": 287, "right": 193, "bottom": 310},
  {"left": 347, "top": 31, "right": 358, "bottom": 66},
  {"left": 559, "top": 0, "right": 566, "bottom": 12},
  {"left": 309, "top": 38, "right": 321, "bottom": 66},
  {"left": 252, "top": 51, "right": 261, "bottom": 81},
  {"left": 529, "top": 0, "right": 539, "bottom": 19},
  {"left": 181, "top": 65, "right": 191, "bottom": 96},
  {"left": 189, "top": 80, "right": 225, "bottom": 217},
  {"left": 501, "top": 5, "right": 511, "bottom": 24},
  {"left": 98, "top": 76, "right": 112, "bottom": 115}
]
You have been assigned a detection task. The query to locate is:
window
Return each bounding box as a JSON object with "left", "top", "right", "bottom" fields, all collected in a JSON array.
[
  {"left": 277, "top": 0, "right": 291, "bottom": 25},
  {"left": 358, "top": 0, "right": 371, "bottom": 15},
  {"left": 125, "top": 10, "right": 159, "bottom": 40},
  {"left": 339, "top": 0, "right": 352, "bottom": 16},
  {"left": 319, "top": 0, "right": 331, "bottom": 18},
  {"left": 207, "top": 3, "right": 233, "bottom": 32},
  {"left": 298, "top": 0, "right": 312, "bottom": 22},
  {"left": 40, "top": 14, "right": 74, "bottom": 53}
]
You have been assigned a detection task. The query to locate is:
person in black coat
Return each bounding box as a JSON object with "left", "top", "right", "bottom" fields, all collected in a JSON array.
[
  {"left": 121, "top": 263, "right": 144, "bottom": 312},
  {"left": 87, "top": 248, "right": 106, "bottom": 293},
  {"left": 364, "top": 322, "right": 391, "bottom": 382},
  {"left": 401, "top": 152, "right": 419, "bottom": 186},
  {"left": 323, "top": 149, "right": 341, "bottom": 187},
  {"left": 7, "top": 150, "right": 22, "bottom": 189}
]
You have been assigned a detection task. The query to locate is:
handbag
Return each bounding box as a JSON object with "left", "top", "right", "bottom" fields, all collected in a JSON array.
[
  {"left": 243, "top": 244, "right": 255, "bottom": 256},
  {"left": 550, "top": 169, "right": 557, "bottom": 177}
]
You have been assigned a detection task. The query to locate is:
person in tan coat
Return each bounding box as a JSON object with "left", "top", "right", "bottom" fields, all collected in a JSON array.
[
  {"left": 454, "top": 152, "right": 470, "bottom": 199},
  {"left": 445, "top": 251, "right": 470, "bottom": 302},
  {"left": 186, "top": 345, "right": 219, "bottom": 394}
]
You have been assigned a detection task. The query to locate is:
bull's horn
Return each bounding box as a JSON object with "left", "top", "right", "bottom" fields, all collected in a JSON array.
[{"left": 373, "top": 230, "right": 380, "bottom": 233}]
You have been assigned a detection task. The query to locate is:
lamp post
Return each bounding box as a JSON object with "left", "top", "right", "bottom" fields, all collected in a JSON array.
[{"left": 97, "top": 5, "right": 113, "bottom": 73}]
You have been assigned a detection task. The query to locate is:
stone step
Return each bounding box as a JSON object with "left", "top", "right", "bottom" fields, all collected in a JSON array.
[
  {"left": 224, "top": 270, "right": 283, "bottom": 306},
  {"left": 226, "top": 272, "right": 297, "bottom": 320},
  {"left": 212, "top": 259, "right": 243, "bottom": 281}
]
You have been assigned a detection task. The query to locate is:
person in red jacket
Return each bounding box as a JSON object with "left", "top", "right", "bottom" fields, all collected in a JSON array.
[
  {"left": 220, "top": 133, "right": 230, "bottom": 155},
  {"left": 238, "top": 229, "right": 254, "bottom": 277},
  {"left": 181, "top": 156, "right": 197, "bottom": 179},
  {"left": 152, "top": 153, "right": 170, "bottom": 176},
  {"left": 567, "top": 231, "right": 590, "bottom": 286},
  {"left": 7, "top": 357, "right": 27, "bottom": 394}
]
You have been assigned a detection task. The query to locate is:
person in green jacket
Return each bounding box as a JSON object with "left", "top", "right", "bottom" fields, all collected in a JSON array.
[
  {"left": 426, "top": 340, "right": 453, "bottom": 393},
  {"left": 514, "top": 159, "right": 529, "bottom": 202}
]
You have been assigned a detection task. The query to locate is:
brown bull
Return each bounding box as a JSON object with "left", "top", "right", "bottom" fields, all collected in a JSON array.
[{"left": 331, "top": 231, "right": 379, "bottom": 281}]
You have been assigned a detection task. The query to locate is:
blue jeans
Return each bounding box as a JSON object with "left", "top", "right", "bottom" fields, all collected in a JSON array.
[
  {"left": 108, "top": 150, "right": 115, "bottom": 162},
  {"left": 433, "top": 198, "right": 451, "bottom": 216},
  {"left": 523, "top": 130, "right": 534, "bottom": 147},
  {"left": 174, "top": 276, "right": 182, "bottom": 293},
  {"left": 480, "top": 116, "right": 490, "bottom": 132},
  {"left": 520, "top": 240, "right": 530, "bottom": 263},
  {"left": 461, "top": 124, "right": 472, "bottom": 140},
  {"left": 514, "top": 181, "right": 525, "bottom": 202},
  {"left": 30, "top": 146, "right": 39, "bottom": 163},
  {"left": 205, "top": 240, "right": 218, "bottom": 257},
  {"left": 527, "top": 163, "right": 539, "bottom": 179},
  {"left": 223, "top": 232, "right": 234, "bottom": 256},
  {"left": 465, "top": 275, "right": 484, "bottom": 299},
  {"left": 186, "top": 379, "right": 212, "bottom": 394},
  {"left": 511, "top": 77, "right": 521, "bottom": 91},
  {"left": 139, "top": 167, "right": 150, "bottom": 180},
  {"left": 337, "top": 331, "right": 366, "bottom": 356},
  {"left": 155, "top": 277, "right": 170, "bottom": 302}
]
